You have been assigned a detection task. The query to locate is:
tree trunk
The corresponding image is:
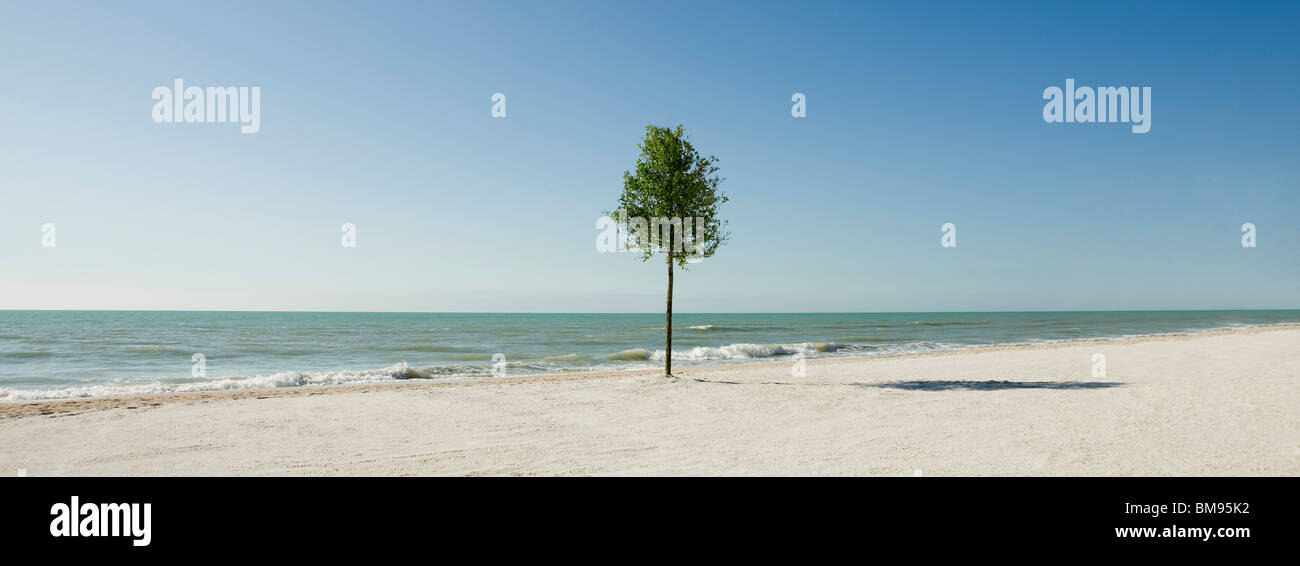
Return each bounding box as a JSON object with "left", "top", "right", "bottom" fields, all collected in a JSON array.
[{"left": 665, "top": 248, "right": 674, "bottom": 377}]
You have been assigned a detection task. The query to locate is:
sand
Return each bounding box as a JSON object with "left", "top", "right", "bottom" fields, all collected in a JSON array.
[{"left": 1, "top": 327, "right": 1296, "bottom": 476}]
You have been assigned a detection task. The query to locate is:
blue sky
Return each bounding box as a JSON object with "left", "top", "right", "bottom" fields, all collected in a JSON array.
[{"left": 0, "top": 0, "right": 1296, "bottom": 312}]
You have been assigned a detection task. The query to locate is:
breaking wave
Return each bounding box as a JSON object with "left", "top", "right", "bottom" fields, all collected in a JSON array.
[
  {"left": 649, "top": 342, "right": 837, "bottom": 361},
  {"left": 0, "top": 363, "right": 423, "bottom": 402},
  {"left": 606, "top": 348, "right": 654, "bottom": 361},
  {"left": 629, "top": 340, "right": 961, "bottom": 363}
]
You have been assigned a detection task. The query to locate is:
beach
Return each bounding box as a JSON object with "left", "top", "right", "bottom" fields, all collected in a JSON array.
[{"left": 1, "top": 326, "right": 1296, "bottom": 476}]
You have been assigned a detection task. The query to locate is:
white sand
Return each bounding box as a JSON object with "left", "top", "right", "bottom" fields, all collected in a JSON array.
[{"left": 1, "top": 328, "right": 1296, "bottom": 476}]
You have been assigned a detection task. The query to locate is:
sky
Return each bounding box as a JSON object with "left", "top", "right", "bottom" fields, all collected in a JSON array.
[{"left": 0, "top": 0, "right": 1296, "bottom": 312}]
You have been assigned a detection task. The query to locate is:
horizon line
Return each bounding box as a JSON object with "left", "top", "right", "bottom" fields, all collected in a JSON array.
[{"left": 2, "top": 308, "right": 1298, "bottom": 315}]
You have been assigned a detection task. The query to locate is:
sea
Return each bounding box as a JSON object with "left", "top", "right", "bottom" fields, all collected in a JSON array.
[{"left": 1, "top": 310, "right": 1296, "bottom": 401}]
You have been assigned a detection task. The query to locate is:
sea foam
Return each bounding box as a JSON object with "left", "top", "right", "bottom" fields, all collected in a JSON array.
[{"left": 0, "top": 363, "right": 417, "bottom": 402}]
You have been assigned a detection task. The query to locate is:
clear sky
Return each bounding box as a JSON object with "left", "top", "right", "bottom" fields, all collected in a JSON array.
[{"left": 1, "top": 1, "right": 1296, "bottom": 312}]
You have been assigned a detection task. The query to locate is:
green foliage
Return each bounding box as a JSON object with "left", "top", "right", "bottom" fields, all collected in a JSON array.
[{"left": 607, "top": 125, "right": 729, "bottom": 267}]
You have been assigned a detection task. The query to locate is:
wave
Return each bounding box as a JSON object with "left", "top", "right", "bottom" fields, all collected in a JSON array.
[
  {"left": 122, "top": 346, "right": 193, "bottom": 355},
  {"left": 909, "top": 320, "right": 990, "bottom": 327},
  {"left": 394, "top": 364, "right": 482, "bottom": 379},
  {"left": 574, "top": 337, "right": 618, "bottom": 345},
  {"left": 648, "top": 342, "right": 840, "bottom": 362},
  {"left": 231, "top": 347, "right": 321, "bottom": 356},
  {"left": 606, "top": 348, "right": 654, "bottom": 361},
  {"left": 611, "top": 340, "right": 968, "bottom": 363},
  {"left": 0, "top": 363, "right": 420, "bottom": 402},
  {"left": 537, "top": 353, "right": 593, "bottom": 363},
  {"left": 5, "top": 322, "right": 1292, "bottom": 402},
  {"left": 603, "top": 341, "right": 963, "bottom": 363},
  {"left": 683, "top": 324, "right": 786, "bottom": 332},
  {"left": 0, "top": 352, "right": 639, "bottom": 401},
  {"left": 839, "top": 336, "right": 891, "bottom": 342},
  {"left": 837, "top": 341, "right": 957, "bottom": 355},
  {"left": 0, "top": 351, "right": 54, "bottom": 359},
  {"left": 356, "top": 344, "right": 465, "bottom": 353}
]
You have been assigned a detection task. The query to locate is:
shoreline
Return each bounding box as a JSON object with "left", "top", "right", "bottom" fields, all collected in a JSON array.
[
  {"left": 2, "top": 323, "right": 1295, "bottom": 420},
  {"left": 2, "top": 325, "right": 1295, "bottom": 475}
]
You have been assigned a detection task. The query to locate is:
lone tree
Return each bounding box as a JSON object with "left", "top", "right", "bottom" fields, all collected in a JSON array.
[{"left": 610, "top": 125, "right": 728, "bottom": 377}]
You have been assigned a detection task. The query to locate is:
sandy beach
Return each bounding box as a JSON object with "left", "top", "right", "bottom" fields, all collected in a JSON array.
[{"left": 2, "top": 327, "right": 1296, "bottom": 476}]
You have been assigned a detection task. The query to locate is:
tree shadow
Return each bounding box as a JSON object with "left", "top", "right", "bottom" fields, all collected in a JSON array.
[
  {"left": 686, "top": 377, "right": 1124, "bottom": 390},
  {"left": 862, "top": 380, "right": 1124, "bottom": 391}
]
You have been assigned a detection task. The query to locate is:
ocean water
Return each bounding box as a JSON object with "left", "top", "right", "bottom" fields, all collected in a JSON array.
[{"left": 0, "top": 310, "right": 1296, "bottom": 401}]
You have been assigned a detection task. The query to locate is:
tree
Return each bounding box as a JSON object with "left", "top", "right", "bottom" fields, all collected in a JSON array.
[{"left": 610, "top": 125, "right": 728, "bottom": 377}]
